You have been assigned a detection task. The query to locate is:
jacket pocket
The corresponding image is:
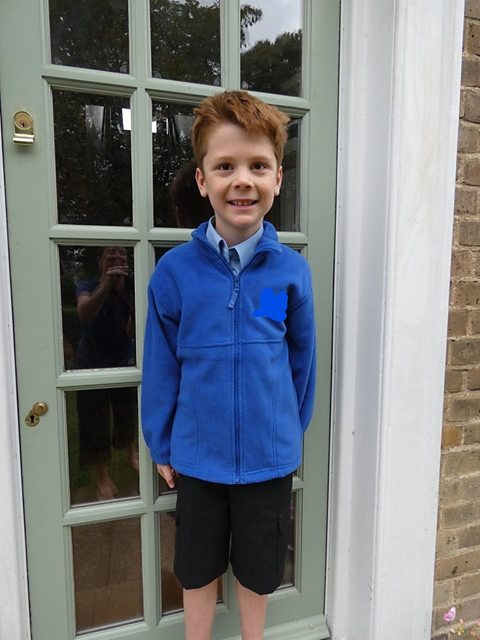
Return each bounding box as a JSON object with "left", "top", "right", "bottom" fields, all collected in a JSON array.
[
  {"left": 171, "top": 389, "right": 201, "bottom": 468},
  {"left": 273, "top": 366, "right": 303, "bottom": 466}
]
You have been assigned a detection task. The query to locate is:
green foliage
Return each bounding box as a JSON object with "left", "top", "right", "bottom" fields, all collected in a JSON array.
[
  {"left": 50, "top": 0, "right": 301, "bottom": 229},
  {"left": 54, "top": 91, "right": 132, "bottom": 226},
  {"left": 241, "top": 30, "right": 302, "bottom": 96},
  {"left": 151, "top": 0, "right": 221, "bottom": 84},
  {"left": 49, "top": 0, "right": 129, "bottom": 72}
]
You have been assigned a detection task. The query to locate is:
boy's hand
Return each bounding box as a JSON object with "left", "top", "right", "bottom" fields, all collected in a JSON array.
[{"left": 156, "top": 463, "right": 177, "bottom": 489}]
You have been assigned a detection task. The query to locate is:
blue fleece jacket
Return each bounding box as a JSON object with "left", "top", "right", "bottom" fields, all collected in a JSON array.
[{"left": 141, "top": 221, "right": 316, "bottom": 484}]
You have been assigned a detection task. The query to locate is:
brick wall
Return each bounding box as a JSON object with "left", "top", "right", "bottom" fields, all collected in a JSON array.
[{"left": 432, "top": 2, "right": 480, "bottom": 638}]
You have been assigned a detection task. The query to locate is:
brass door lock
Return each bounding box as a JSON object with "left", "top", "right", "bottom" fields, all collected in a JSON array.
[
  {"left": 13, "top": 111, "right": 35, "bottom": 144},
  {"left": 25, "top": 401, "right": 48, "bottom": 427}
]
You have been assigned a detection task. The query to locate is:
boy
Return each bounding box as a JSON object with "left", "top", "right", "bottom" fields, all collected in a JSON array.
[{"left": 142, "top": 90, "right": 316, "bottom": 640}]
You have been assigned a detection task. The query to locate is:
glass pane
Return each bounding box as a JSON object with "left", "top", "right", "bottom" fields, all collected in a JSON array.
[
  {"left": 266, "top": 118, "right": 300, "bottom": 231},
  {"left": 152, "top": 102, "right": 213, "bottom": 228},
  {"left": 279, "top": 491, "right": 297, "bottom": 588},
  {"left": 53, "top": 91, "right": 132, "bottom": 225},
  {"left": 159, "top": 511, "right": 183, "bottom": 614},
  {"left": 60, "top": 246, "right": 135, "bottom": 370},
  {"left": 159, "top": 511, "right": 223, "bottom": 615},
  {"left": 49, "top": 0, "right": 129, "bottom": 73},
  {"left": 150, "top": 0, "right": 220, "bottom": 85},
  {"left": 241, "top": 0, "right": 303, "bottom": 96},
  {"left": 66, "top": 389, "right": 139, "bottom": 506},
  {"left": 166, "top": 158, "right": 215, "bottom": 228},
  {"left": 72, "top": 518, "right": 143, "bottom": 633}
]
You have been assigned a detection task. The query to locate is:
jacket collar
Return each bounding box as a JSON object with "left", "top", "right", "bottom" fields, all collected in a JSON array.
[{"left": 192, "top": 221, "right": 282, "bottom": 261}]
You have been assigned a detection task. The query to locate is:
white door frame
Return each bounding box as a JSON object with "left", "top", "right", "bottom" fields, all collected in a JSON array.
[
  {"left": 0, "top": 1, "right": 464, "bottom": 639},
  {"left": 327, "top": 1, "right": 463, "bottom": 638},
  {"left": 0, "top": 118, "right": 31, "bottom": 640}
]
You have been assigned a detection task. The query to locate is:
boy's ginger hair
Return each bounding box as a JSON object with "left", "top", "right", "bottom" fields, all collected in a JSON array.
[{"left": 192, "top": 90, "right": 289, "bottom": 168}]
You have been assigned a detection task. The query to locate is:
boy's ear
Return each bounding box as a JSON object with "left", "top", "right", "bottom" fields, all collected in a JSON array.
[
  {"left": 274, "top": 165, "right": 283, "bottom": 197},
  {"left": 195, "top": 167, "right": 208, "bottom": 197}
]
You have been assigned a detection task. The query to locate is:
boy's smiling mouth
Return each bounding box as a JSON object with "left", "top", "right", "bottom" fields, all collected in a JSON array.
[{"left": 229, "top": 199, "right": 258, "bottom": 206}]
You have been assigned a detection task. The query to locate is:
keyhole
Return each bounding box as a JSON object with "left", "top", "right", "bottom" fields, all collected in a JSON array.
[{"left": 26, "top": 413, "right": 39, "bottom": 426}]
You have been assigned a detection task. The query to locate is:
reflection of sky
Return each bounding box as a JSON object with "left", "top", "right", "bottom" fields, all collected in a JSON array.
[{"left": 242, "top": 0, "right": 302, "bottom": 50}]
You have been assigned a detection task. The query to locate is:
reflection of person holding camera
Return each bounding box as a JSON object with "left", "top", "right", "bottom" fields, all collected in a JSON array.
[
  {"left": 76, "top": 246, "right": 134, "bottom": 360},
  {"left": 76, "top": 246, "right": 138, "bottom": 501}
]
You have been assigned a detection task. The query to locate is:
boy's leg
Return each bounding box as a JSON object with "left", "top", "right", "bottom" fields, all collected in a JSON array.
[
  {"left": 174, "top": 476, "right": 230, "bottom": 638},
  {"left": 230, "top": 475, "right": 293, "bottom": 595},
  {"left": 183, "top": 579, "right": 218, "bottom": 640},
  {"left": 236, "top": 580, "right": 268, "bottom": 640}
]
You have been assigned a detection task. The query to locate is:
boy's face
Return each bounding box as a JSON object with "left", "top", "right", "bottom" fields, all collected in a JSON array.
[{"left": 195, "top": 123, "right": 282, "bottom": 245}]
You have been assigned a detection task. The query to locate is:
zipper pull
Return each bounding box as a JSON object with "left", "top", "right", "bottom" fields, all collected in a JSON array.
[{"left": 228, "top": 276, "right": 240, "bottom": 308}]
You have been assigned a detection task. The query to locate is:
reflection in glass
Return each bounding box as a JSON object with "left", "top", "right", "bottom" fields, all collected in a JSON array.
[
  {"left": 60, "top": 246, "right": 135, "bottom": 370},
  {"left": 152, "top": 102, "right": 212, "bottom": 227},
  {"left": 280, "top": 491, "right": 297, "bottom": 588},
  {"left": 159, "top": 511, "right": 183, "bottom": 614},
  {"left": 266, "top": 118, "right": 300, "bottom": 231},
  {"left": 66, "top": 389, "right": 139, "bottom": 506},
  {"left": 154, "top": 247, "right": 173, "bottom": 268},
  {"left": 72, "top": 518, "right": 143, "bottom": 633},
  {"left": 150, "top": 0, "right": 220, "bottom": 85},
  {"left": 241, "top": 0, "right": 303, "bottom": 96},
  {"left": 49, "top": 0, "right": 129, "bottom": 73},
  {"left": 159, "top": 511, "right": 223, "bottom": 615},
  {"left": 53, "top": 91, "right": 132, "bottom": 225},
  {"left": 168, "top": 159, "right": 215, "bottom": 228}
]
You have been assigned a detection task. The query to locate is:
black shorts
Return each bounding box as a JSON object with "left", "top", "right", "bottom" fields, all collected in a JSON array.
[{"left": 174, "top": 474, "right": 293, "bottom": 596}]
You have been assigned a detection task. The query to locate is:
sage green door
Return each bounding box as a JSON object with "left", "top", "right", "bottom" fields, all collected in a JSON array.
[{"left": 0, "top": 0, "right": 338, "bottom": 638}]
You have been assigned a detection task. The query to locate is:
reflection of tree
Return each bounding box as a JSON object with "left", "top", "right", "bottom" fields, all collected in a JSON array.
[
  {"left": 54, "top": 91, "right": 132, "bottom": 226},
  {"left": 152, "top": 103, "right": 195, "bottom": 227},
  {"left": 151, "top": 0, "right": 262, "bottom": 84},
  {"left": 49, "top": 0, "right": 129, "bottom": 73},
  {"left": 51, "top": 1, "right": 302, "bottom": 229},
  {"left": 266, "top": 119, "right": 299, "bottom": 231},
  {"left": 151, "top": 0, "right": 221, "bottom": 84},
  {"left": 241, "top": 30, "right": 302, "bottom": 97}
]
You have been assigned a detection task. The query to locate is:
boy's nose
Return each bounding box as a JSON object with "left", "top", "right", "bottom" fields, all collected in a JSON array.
[{"left": 232, "top": 168, "right": 253, "bottom": 188}]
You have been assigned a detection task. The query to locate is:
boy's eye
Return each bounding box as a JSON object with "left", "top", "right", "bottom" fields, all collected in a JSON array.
[
  {"left": 217, "top": 163, "right": 232, "bottom": 171},
  {"left": 252, "top": 162, "right": 268, "bottom": 171}
]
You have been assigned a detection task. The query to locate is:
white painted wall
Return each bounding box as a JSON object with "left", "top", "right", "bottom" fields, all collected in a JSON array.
[{"left": 0, "top": 1, "right": 465, "bottom": 638}]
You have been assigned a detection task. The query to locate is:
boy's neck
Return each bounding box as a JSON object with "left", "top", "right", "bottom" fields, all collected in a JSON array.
[{"left": 213, "top": 217, "right": 263, "bottom": 247}]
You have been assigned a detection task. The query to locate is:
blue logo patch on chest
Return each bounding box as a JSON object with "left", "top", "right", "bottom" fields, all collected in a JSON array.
[{"left": 252, "top": 287, "right": 288, "bottom": 322}]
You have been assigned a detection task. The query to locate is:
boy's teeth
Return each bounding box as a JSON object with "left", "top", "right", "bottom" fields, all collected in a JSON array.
[{"left": 231, "top": 200, "right": 254, "bottom": 205}]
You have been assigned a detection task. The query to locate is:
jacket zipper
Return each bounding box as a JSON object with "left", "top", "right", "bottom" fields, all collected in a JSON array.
[
  {"left": 193, "top": 230, "right": 282, "bottom": 483},
  {"left": 232, "top": 274, "right": 240, "bottom": 481},
  {"left": 196, "top": 237, "right": 275, "bottom": 481},
  {"left": 228, "top": 275, "right": 240, "bottom": 308}
]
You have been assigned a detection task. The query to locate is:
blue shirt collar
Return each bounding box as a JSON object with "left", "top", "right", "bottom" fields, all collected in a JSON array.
[{"left": 205, "top": 217, "right": 264, "bottom": 272}]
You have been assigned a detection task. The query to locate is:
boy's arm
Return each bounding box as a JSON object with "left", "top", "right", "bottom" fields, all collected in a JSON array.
[
  {"left": 286, "top": 283, "right": 317, "bottom": 432},
  {"left": 141, "top": 280, "right": 180, "bottom": 465}
]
